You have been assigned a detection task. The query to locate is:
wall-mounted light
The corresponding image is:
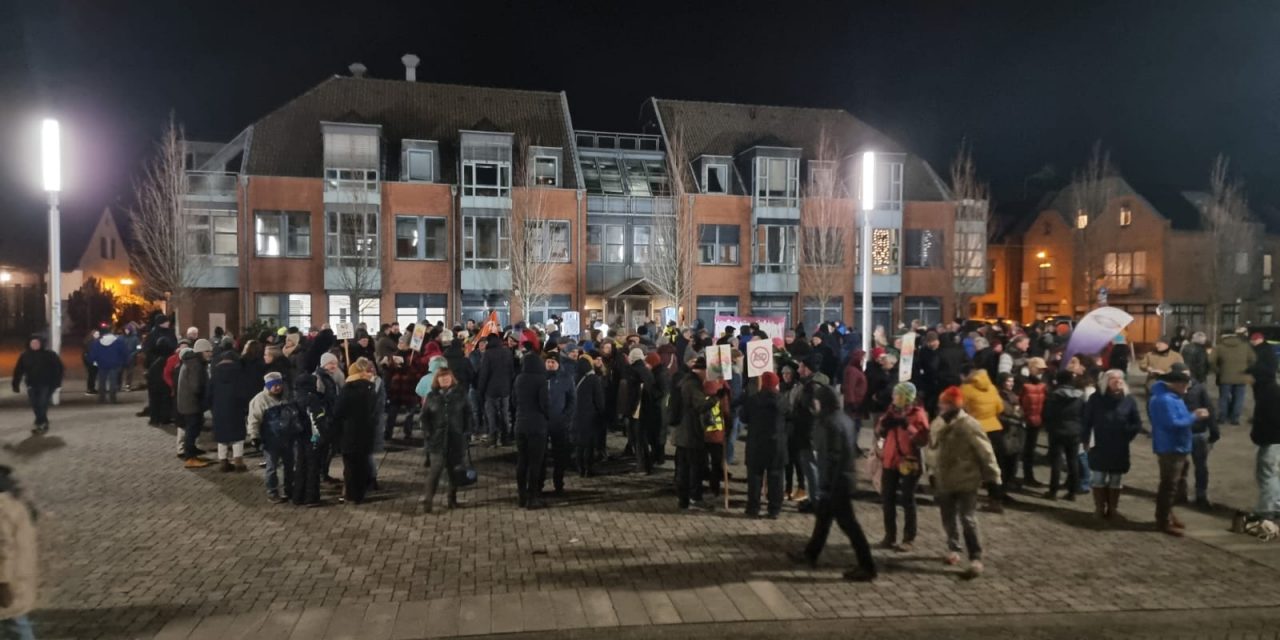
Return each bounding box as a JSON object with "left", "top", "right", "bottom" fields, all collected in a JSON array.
[
  {"left": 120, "top": 278, "right": 135, "bottom": 286},
  {"left": 0, "top": 271, "right": 11, "bottom": 283},
  {"left": 1035, "top": 250, "right": 1047, "bottom": 260}
]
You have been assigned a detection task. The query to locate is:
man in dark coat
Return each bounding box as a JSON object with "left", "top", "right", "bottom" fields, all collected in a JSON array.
[
  {"left": 674, "top": 358, "right": 717, "bottom": 510},
  {"left": 1176, "top": 362, "right": 1218, "bottom": 510},
  {"left": 208, "top": 351, "right": 250, "bottom": 471},
  {"left": 442, "top": 331, "right": 475, "bottom": 393},
  {"left": 744, "top": 371, "right": 786, "bottom": 518},
  {"left": 573, "top": 357, "right": 606, "bottom": 477},
  {"left": 1250, "top": 367, "right": 1280, "bottom": 521},
  {"left": 139, "top": 313, "right": 177, "bottom": 419},
  {"left": 1249, "top": 332, "right": 1279, "bottom": 380},
  {"left": 543, "top": 354, "right": 577, "bottom": 495},
  {"left": 513, "top": 353, "right": 550, "bottom": 508},
  {"left": 332, "top": 363, "right": 379, "bottom": 504},
  {"left": 478, "top": 334, "right": 516, "bottom": 447},
  {"left": 912, "top": 332, "right": 942, "bottom": 417},
  {"left": 936, "top": 332, "right": 968, "bottom": 389},
  {"left": 10, "top": 335, "right": 64, "bottom": 433}
]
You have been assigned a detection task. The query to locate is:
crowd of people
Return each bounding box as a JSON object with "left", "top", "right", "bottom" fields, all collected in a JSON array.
[{"left": 9, "top": 311, "right": 1280, "bottom": 585}]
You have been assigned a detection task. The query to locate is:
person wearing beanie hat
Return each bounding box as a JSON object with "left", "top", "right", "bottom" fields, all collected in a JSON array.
[
  {"left": 246, "top": 370, "right": 298, "bottom": 502},
  {"left": 439, "top": 329, "right": 455, "bottom": 346},
  {"left": 927, "top": 384, "right": 1000, "bottom": 577},
  {"left": 192, "top": 338, "right": 213, "bottom": 355},
  {"left": 875, "top": 381, "right": 930, "bottom": 551},
  {"left": 1139, "top": 336, "right": 1185, "bottom": 392},
  {"left": 618, "top": 345, "right": 658, "bottom": 474},
  {"left": 744, "top": 371, "right": 785, "bottom": 519},
  {"left": 628, "top": 348, "right": 645, "bottom": 364},
  {"left": 176, "top": 338, "right": 214, "bottom": 468}
]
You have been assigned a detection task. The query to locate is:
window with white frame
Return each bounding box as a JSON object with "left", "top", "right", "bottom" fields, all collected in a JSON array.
[
  {"left": 327, "top": 294, "right": 379, "bottom": 327},
  {"left": 405, "top": 149, "right": 434, "bottom": 183},
  {"left": 324, "top": 210, "right": 379, "bottom": 266},
  {"left": 462, "top": 161, "right": 511, "bottom": 198},
  {"left": 623, "top": 158, "right": 669, "bottom": 196},
  {"left": 696, "top": 296, "right": 738, "bottom": 331},
  {"left": 526, "top": 294, "right": 572, "bottom": 326},
  {"left": 808, "top": 161, "right": 835, "bottom": 194},
  {"left": 875, "top": 160, "right": 904, "bottom": 210},
  {"left": 904, "top": 297, "right": 943, "bottom": 328},
  {"left": 1235, "top": 251, "right": 1249, "bottom": 275},
  {"left": 528, "top": 220, "right": 570, "bottom": 263},
  {"left": 903, "top": 229, "right": 943, "bottom": 268},
  {"left": 461, "top": 293, "right": 509, "bottom": 327},
  {"left": 802, "top": 297, "right": 843, "bottom": 329},
  {"left": 755, "top": 157, "right": 800, "bottom": 207},
  {"left": 324, "top": 168, "right": 379, "bottom": 193},
  {"left": 755, "top": 224, "right": 798, "bottom": 273},
  {"left": 954, "top": 229, "right": 986, "bottom": 279},
  {"left": 395, "top": 216, "right": 446, "bottom": 260},
  {"left": 533, "top": 156, "right": 559, "bottom": 187},
  {"left": 579, "top": 157, "right": 624, "bottom": 195},
  {"left": 1170, "top": 304, "right": 1207, "bottom": 333},
  {"left": 1221, "top": 303, "right": 1240, "bottom": 330},
  {"left": 462, "top": 216, "right": 510, "bottom": 269},
  {"left": 751, "top": 295, "right": 793, "bottom": 329},
  {"left": 394, "top": 293, "right": 447, "bottom": 327},
  {"left": 256, "top": 293, "right": 312, "bottom": 328},
  {"left": 870, "top": 228, "right": 900, "bottom": 275},
  {"left": 633, "top": 224, "right": 652, "bottom": 264},
  {"left": 704, "top": 163, "right": 729, "bottom": 194},
  {"left": 699, "top": 224, "right": 740, "bottom": 265},
  {"left": 1104, "top": 251, "right": 1148, "bottom": 291},
  {"left": 255, "top": 211, "right": 311, "bottom": 258},
  {"left": 1260, "top": 303, "right": 1275, "bottom": 325},
  {"left": 186, "top": 208, "right": 238, "bottom": 256}
]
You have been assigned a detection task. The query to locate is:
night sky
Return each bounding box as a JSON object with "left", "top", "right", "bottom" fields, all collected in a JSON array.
[{"left": 4, "top": 0, "right": 1279, "bottom": 267}]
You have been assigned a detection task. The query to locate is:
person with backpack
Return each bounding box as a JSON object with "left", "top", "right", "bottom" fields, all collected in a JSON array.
[
  {"left": 1042, "top": 369, "right": 1086, "bottom": 501},
  {"left": 573, "top": 356, "right": 606, "bottom": 477},
  {"left": 1018, "top": 360, "right": 1049, "bottom": 488},
  {"left": 248, "top": 372, "right": 297, "bottom": 503},
  {"left": 543, "top": 354, "right": 577, "bottom": 495},
  {"left": 674, "top": 358, "right": 718, "bottom": 511},
  {"left": 875, "top": 382, "right": 930, "bottom": 552},
  {"left": 420, "top": 366, "right": 471, "bottom": 513},
  {"left": 292, "top": 371, "right": 334, "bottom": 507}
]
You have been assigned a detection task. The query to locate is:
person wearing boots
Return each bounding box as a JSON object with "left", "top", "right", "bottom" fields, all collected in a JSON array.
[
  {"left": 420, "top": 366, "right": 470, "bottom": 513},
  {"left": 1176, "top": 363, "right": 1218, "bottom": 510},
  {"left": 1081, "top": 369, "right": 1142, "bottom": 520},
  {"left": 513, "top": 353, "right": 551, "bottom": 509},
  {"left": 1149, "top": 367, "right": 1208, "bottom": 536}
]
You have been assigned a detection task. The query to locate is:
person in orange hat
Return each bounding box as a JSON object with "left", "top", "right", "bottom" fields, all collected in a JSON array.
[{"left": 927, "top": 385, "right": 1001, "bottom": 578}]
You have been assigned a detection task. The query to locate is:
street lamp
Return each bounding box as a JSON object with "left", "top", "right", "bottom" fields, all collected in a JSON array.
[
  {"left": 860, "top": 151, "right": 875, "bottom": 354},
  {"left": 42, "top": 119, "right": 62, "bottom": 359}
]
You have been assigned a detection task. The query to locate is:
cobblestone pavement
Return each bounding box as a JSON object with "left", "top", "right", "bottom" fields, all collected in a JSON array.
[{"left": 1, "top": 377, "right": 1278, "bottom": 639}]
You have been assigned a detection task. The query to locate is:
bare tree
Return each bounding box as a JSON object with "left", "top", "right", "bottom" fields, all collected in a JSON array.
[
  {"left": 645, "top": 128, "right": 697, "bottom": 323},
  {"left": 1068, "top": 141, "right": 1116, "bottom": 310},
  {"left": 328, "top": 190, "right": 381, "bottom": 327},
  {"left": 1204, "top": 154, "right": 1255, "bottom": 335},
  {"left": 509, "top": 140, "right": 560, "bottom": 323},
  {"left": 128, "top": 116, "right": 205, "bottom": 309},
  {"left": 950, "top": 140, "right": 991, "bottom": 319},
  {"left": 799, "top": 130, "right": 847, "bottom": 326}
]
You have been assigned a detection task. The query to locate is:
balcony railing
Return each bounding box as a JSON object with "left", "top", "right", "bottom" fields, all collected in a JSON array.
[
  {"left": 185, "top": 171, "right": 237, "bottom": 201},
  {"left": 586, "top": 194, "right": 673, "bottom": 216},
  {"left": 575, "top": 130, "right": 663, "bottom": 152}
]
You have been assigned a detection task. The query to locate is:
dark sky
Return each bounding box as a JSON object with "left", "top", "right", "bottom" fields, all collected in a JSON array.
[{"left": 4, "top": 0, "right": 1280, "bottom": 266}]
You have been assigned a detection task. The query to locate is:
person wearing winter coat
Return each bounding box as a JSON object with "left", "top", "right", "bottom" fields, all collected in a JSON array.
[
  {"left": 875, "top": 383, "right": 930, "bottom": 551},
  {"left": 1212, "top": 331, "right": 1256, "bottom": 425},
  {"left": 1249, "top": 368, "right": 1280, "bottom": 521},
  {"left": 477, "top": 335, "right": 516, "bottom": 447},
  {"left": 1139, "top": 337, "right": 1184, "bottom": 392},
  {"left": 995, "top": 372, "right": 1025, "bottom": 491},
  {"left": 1042, "top": 369, "right": 1086, "bottom": 500},
  {"left": 247, "top": 372, "right": 294, "bottom": 502},
  {"left": 788, "top": 384, "right": 877, "bottom": 582},
  {"left": 842, "top": 350, "right": 868, "bottom": 434},
  {"left": 385, "top": 345, "right": 427, "bottom": 440},
  {"left": 333, "top": 359, "right": 380, "bottom": 505},
  {"left": 1018, "top": 366, "right": 1049, "bottom": 487},
  {"left": 419, "top": 366, "right": 471, "bottom": 513},
  {"left": 0, "top": 464, "right": 38, "bottom": 639},
  {"left": 864, "top": 353, "right": 897, "bottom": 417},
  {"left": 1149, "top": 368, "right": 1208, "bottom": 535},
  {"left": 1179, "top": 332, "right": 1210, "bottom": 383},
  {"left": 912, "top": 334, "right": 942, "bottom": 416},
  {"left": 10, "top": 335, "right": 63, "bottom": 434},
  {"left": 543, "top": 354, "right": 577, "bottom": 494},
  {"left": 743, "top": 371, "right": 786, "bottom": 519},
  {"left": 208, "top": 351, "right": 249, "bottom": 472},
  {"left": 1081, "top": 369, "right": 1143, "bottom": 519},
  {"left": 89, "top": 329, "right": 130, "bottom": 404},
  {"left": 1175, "top": 363, "right": 1218, "bottom": 510},
  {"left": 960, "top": 367, "right": 1006, "bottom": 507},
  {"left": 926, "top": 386, "right": 1001, "bottom": 578},
  {"left": 572, "top": 356, "right": 606, "bottom": 478},
  {"left": 789, "top": 357, "right": 829, "bottom": 507},
  {"left": 674, "top": 359, "right": 718, "bottom": 510},
  {"left": 513, "top": 353, "right": 551, "bottom": 509},
  {"left": 176, "top": 339, "right": 214, "bottom": 467}
]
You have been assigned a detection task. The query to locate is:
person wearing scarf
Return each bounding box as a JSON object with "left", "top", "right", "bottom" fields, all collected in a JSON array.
[{"left": 875, "top": 382, "right": 930, "bottom": 552}]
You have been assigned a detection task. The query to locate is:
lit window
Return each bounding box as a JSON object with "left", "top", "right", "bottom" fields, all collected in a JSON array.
[
  {"left": 256, "top": 293, "right": 312, "bottom": 328},
  {"left": 1119, "top": 205, "right": 1132, "bottom": 227},
  {"left": 533, "top": 157, "right": 559, "bottom": 187},
  {"left": 394, "top": 216, "right": 446, "bottom": 260},
  {"left": 1264, "top": 254, "right": 1273, "bottom": 292},
  {"left": 327, "top": 294, "right": 379, "bottom": 327},
  {"left": 462, "top": 161, "right": 511, "bottom": 198},
  {"left": 255, "top": 211, "right": 311, "bottom": 258},
  {"left": 324, "top": 168, "right": 379, "bottom": 193},
  {"left": 904, "top": 229, "right": 943, "bottom": 268},
  {"left": 1076, "top": 209, "right": 1089, "bottom": 229},
  {"left": 755, "top": 157, "right": 800, "bottom": 207},
  {"left": 324, "top": 210, "right": 379, "bottom": 266},
  {"left": 871, "top": 228, "right": 900, "bottom": 275},
  {"left": 633, "top": 224, "right": 652, "bottom": 264},
  {"left": 1236, "top": 252, "right": 1249, "bottom": 275},
  {"left": 185, "top": 209, "right": 238, "bottom": 257},
  {"left": 1104, "top": 251, "right": 1148, "bottom": 291},
  {"left": 527, "top": 220, "right": 571, "bottom": 263},
  {"left": 1038, "top": 261, "right": 1054, "bottom": 293},
  {"left": 394, "top": 293, "right": 447, "bottom": 327}
]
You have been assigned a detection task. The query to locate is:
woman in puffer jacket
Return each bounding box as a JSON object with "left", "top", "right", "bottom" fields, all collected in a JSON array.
[{"left": 875, "top": 382, "right": 930, "bottom": 551}]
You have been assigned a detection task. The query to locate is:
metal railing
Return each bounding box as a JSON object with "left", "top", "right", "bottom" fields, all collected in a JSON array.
[
  {"left": 185, "top": 171, "right": 237, "bottom": 199},
  {"left": 575, "top": 130, "right": 663, "bottom": 152},
  {"left": 586, "top": 194, "right": 674, "bottom": 216}
]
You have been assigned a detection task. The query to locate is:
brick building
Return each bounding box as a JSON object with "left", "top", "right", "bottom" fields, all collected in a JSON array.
[{"left": 173, "top": 60, "right": 978, "bottom": 335}]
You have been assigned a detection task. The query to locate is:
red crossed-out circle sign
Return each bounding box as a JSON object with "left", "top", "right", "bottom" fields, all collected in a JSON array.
[{"left": 750, "top": 343, "right": 772, "bottom": 370}]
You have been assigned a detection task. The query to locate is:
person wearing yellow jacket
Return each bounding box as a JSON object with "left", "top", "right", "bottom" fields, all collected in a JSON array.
[{"left": 960, "top": 366, "right": 1008, "bottom": 510}]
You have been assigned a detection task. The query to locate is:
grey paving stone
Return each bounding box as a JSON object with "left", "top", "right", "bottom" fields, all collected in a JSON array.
[
  {"left": 608, "top": 589, "right": 651, "bottom": 627},
  {"left": 490, "top": 591, "right": 525, "bottom": 634},
  {"left": 694, "top": 585, "right": 746, "bottom": 622},
  {"left": 580, "top": 587, "right": 620, "bottom": 628},
  {"left": 322, "top": 603, "right": 370, "bottom": 640},
  {"left": 722, "top": 583, "right": 773, "bottom": 621},
  {"left": 666, "top": 588, "right": 714, "bottom": 624},
  {"left": 638, "top": 590, "right": 683, "bottom": 625},
  {"left": 187, "top": 613, "right": 235, "bottom": 640},
  {"left": 222, "top": 610, "right": 269, "bottom": 638},
  {"left": 424, "top": 596, "right": 460, "bottom": 639},
  {"left": 288, "top": 607, "right": 334, "bottom": 640},
  {"left": 360, "top": 602, "right": 398, "bottom": 640},
  {"left": 456, "top": 594, "right": 492, "bottom": 636},
  {"left": 746, "top": 580, "right": 805, "bottom": 620},
  {"left": 153, "top": 615, "right": 199, "bottom": 640},
  {"left": 549, "top": 589, "right": 589, "bottom": 629},
  {"left": 390, "top": 600, "right": 431, "bottom": 640},
  {"left": 519, "top": 590, "right": 558, "bottom": 632},
  {"left": 245, "top": 609, "right": 302, "bottom": 640}
]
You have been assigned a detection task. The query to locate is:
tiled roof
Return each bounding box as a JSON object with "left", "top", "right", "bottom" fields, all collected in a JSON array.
[
  {"left": 1042, "top": 176, "right": 1209, "bottom": 231},
  {"left": 245, "top": 76, "right": 576, "bottom": 187},
  {"left": 651, "top": 99, "right": 949, "bottom": 201}
]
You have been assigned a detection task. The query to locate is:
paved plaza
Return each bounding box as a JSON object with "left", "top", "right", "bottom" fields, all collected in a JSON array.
[{"left": 2, "top": 377, "right": 1280, "bottom": 639}]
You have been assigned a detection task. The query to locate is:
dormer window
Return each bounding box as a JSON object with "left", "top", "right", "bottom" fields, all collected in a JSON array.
[
  {"left": 1119, "top": 205, "right": 1132, "bottom": 227},
  {"left": 1076, "top": 209, "right": 1089, "bottom": 229},
  {"left": 406, "top": 149, "right": 433, "bottom": 182},
  {"left": 704, "top": 162, "right": 728, "bottom": 194},
  {"left": 533, "top": 156, "right": 559, "bottom": 187},
  {"left": 755, "top": 156, "right": 799, "bottom": 207},
  {"left": 463, "top": 162, "right": 511, "bottom": 197},
  {"left": 808, "top": 160, "right": 836, "bottom": 194}
]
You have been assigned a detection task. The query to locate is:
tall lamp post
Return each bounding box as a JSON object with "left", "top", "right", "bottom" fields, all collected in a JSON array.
[
  {"left": 42, "top": 118, "right": 63, "bottom": 358},
  {"left": 859, "top": 151, "right": 875, "bottom": 354}
]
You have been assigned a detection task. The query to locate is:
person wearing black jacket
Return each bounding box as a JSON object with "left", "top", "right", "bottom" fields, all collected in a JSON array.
[
  {"left": 1081, "top": 369, "right": 1142, "bottom": 519},
  {"left": 913, "top": 333, "right": 942, "bottom": 417},
  {"left": 333, "top": 360, "right": 379, "bottom": 505},
  {"left": 513, "top": 353, "right": 551, "bottom": 508},
  {"left": 419, "top": 366, "right": 471, "bottom": 513},
  {"left": 788, "top": 385, "right": 877, "bottom": 582},
  {"left": 1043, "top": 369, "right": 1086, "bottom": 501},
  {"left": 936, "top": 332, "right": 967, "bottom": 390},
  {"left": 11, "top": 335, "right": 64, "bottom": 433},
  {"left": 478, "top": 335, "right": 516, "bottom": 447},
  {"left": 543, "top": 355, "right": 577, "bottom": 494},
  {"left": 744, "top": 371, "right": 786, "bottom": 518},
  {"left": 442, "top": 333, "right": 475, "bottom": 393},
  {"left": 572, "top": 357, "right": 606, "bottom": 477},
  {"left": 1251, "top": 365, "right": 1280, "bottom": 520},
  {"left": 1175, "top": 363, "right": 1218, "bottom": 510}
]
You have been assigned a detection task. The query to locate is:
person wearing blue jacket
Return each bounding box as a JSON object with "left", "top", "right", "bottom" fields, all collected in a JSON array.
[
  {"left": 1148, "top": 368, "right": 1210, "bottom": 536},
  {"left": 89, "top": 329, "right": 131, "bottom": 404}
]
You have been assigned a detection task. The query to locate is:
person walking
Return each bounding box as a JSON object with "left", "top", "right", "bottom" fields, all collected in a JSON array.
[
  {"left": 0, "top": 463, "right": 38, "bottom": 640},
  {"left": 788, "top": 385, "right": 878, "bottom": 582},
  {"left": 1250, "top": 366, "right": 1280, "bottom": 522},
  {"left": 1212, "top": 329, "right": 1256, "bottom": 426},
  {"left": 743, "top": 371, "right": 786, "bottom": 519},
  {"left": 88, "top": 328, "right": 129, "bottom": 404},
  {"left": 333, "top": 359, "right": 379, "bottom": 505},
  {"left": 875, "top": 382, "right": 929, "bottom": 551},
  {"left": 513, "top": 353, "right": 551, "bottom": 509},
  {"left": 926, "top": 386, "right": 1001, "bottom": 578},
  {"left": 1042, "top": 369, "right": 1086, "bottom": 501},
  {"left": 1175, "top": 362, "right": 1218, "bottom": 510},
  {"left": 1081, "top": 369, "right": 1142, "bottom": 519},
  {"left": 208, "top": 351, "right": 249, "bottom": 472},
  {"left": 419, "top": 366, "right": 470, "bottom": 513},
  {"left": 1148, "top": 367, "right": 1208, "bottom": 536},
  {"left": 10, "top": 335, "right": 63, "bottom": 435},
  {"left": 176, "top": 339, "right": 214, "bottom": 468}
]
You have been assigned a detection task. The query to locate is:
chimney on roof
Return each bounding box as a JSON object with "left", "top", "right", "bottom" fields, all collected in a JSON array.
[
  {"left": 401, "top": 54, "right": 420, "bottom": 82},
  {"left": 348, "top": 62, "right": 367, "bottom": 78}
]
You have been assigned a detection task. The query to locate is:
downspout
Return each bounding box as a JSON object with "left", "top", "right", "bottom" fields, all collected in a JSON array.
[
  {"left": 450, "top": 184, "right": 458, "bottom": 324},
  {"left": 240, "top": 175, "right": 251, "bottom": 333}
]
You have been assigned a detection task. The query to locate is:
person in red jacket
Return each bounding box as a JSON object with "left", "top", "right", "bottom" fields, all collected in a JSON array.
[
  {"left": 842, "top": 350, "right": 868, "bottom": 446},
  {"left": 875, "top": 382, "right": 930, "bottom": 551},
  {"left": 1018, "top": 359, "right": 1049, "bottom": 487}
]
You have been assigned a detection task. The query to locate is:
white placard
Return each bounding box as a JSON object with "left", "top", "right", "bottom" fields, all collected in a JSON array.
[
  {"left": 561, "top": 311, "right": 581, "bottom": 337},
  {"left": 746, "top": 339, "right": 773, "bottom": 378},
  {"left": 898, "top": 331, "right": 916, "bottom": 383},
  {"left": 410, "top": 324, "right": 427, "bottom": 351},
  {"left": 714, "top": 315, "right": 786, "bottom": 341},
  {"left": 334, "top": 322, "right": 355, "bottom": 340}
]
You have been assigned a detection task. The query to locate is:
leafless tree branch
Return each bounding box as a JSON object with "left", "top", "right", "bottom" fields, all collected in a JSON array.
[
  {"left": 950, "top": 139, "right": 990, "bottom": 318},
  {"left": 645, "top": 128, "right": 697, "bottom": 321},
  {"left": 127, "top": 115, "right": 204, "bottom": 306},
  {"left": 800, "top": 128, "right": 847, "bottom": 325}
]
